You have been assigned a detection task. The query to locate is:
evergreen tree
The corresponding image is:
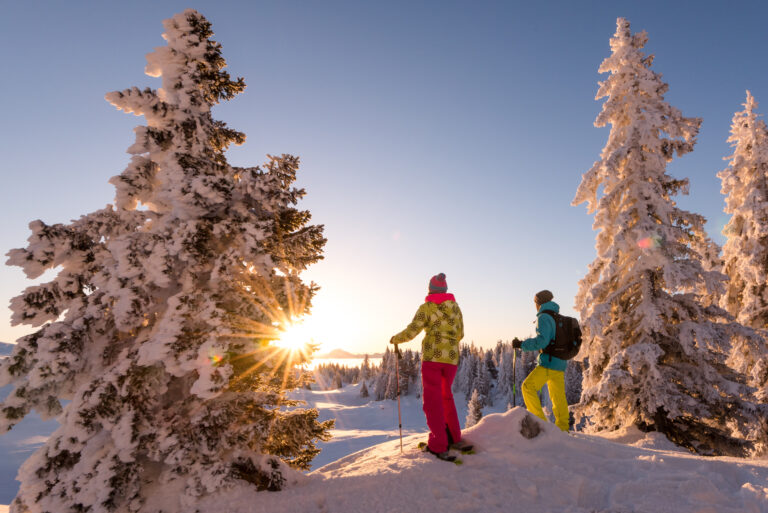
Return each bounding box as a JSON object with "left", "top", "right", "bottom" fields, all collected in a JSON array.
[
  {"left": 720, "top": 91, "right": 768, "bottom": 327},
  {"left": 397, "top": 349, "right": 411, "bottom": 396},
  {"left": 572, "top": 18, "right": 767, "bottom": 456},
  {"left": 465, "top": 388, "right": 483, "bottom": 428},
  {"left": 565, "top": 359, "right": 584, "bottom": 405},
  {"left": 521, "top": 347, "right": 537, "bottom": 377},
  {"left": 484, "top": 349, "right": 498, "bottom": 380},
  {"left": 373, "top": 371, "right": 387, "bottom": 401},
  {"left": 385, "top": 349, "right": 399, "bottom": 400},
  {"left": 496, "top": 349, "right": 510, "bottom": 399},
  {"left": 360, "top": 353, "right": 371, "bottom": 382},
  {"left": 453, "top": 347, "right": 476, "bottom": 399},
  {"left": 474, "top": 357, "right": 491, "bottom": 406},
  {"left": 360, "top": 380, "right": 369, "bottom": 398},
  {"left": 0, "top": 10, "right": 333, "bottom": 512},
  {"left": 494, "top": 340, "right": 504, "bottom": 365},
  {"left": 718, "top": 92, "right": 768, "bottom": 394}
]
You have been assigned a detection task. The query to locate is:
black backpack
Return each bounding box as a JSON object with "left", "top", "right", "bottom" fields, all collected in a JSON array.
[{"left": 540, "top": 310, "right": 582, "bottom": 361}]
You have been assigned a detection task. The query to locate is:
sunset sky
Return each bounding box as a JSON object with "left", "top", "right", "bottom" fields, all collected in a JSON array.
[{"left": 2, "top": 1, "right": 768, "bottom": 354}]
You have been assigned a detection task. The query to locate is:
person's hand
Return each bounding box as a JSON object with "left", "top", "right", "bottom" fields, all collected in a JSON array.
[{"left": 512, "top": 338, "right": 522, "bottom": 349}]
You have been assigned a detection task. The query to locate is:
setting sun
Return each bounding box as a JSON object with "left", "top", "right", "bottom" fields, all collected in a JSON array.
[{"left": 274, "top": 320, "right": 315, "bottom": 352}]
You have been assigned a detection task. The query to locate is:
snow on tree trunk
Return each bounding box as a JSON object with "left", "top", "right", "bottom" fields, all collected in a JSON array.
[
  {"left": 1, "top": 10, "right": 334, "bottom": 512},
  {"left": 572, "top": 18, "right": 767, "bottom": 457},
  {"left": 718, "top": 92, "right": 768, "bottom": 395}
]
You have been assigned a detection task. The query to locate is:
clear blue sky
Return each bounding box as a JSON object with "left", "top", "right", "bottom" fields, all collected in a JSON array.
[{"left": 2, "top": 1, "right": 767, "bottom": 353}]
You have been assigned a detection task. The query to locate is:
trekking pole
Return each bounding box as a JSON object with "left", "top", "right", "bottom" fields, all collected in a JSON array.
[
  {"left": 512, "top": 347, "right": 517, "bottom": 407},
  {"left": 394, "top": 342, "right": 404, "bottom": 453}
]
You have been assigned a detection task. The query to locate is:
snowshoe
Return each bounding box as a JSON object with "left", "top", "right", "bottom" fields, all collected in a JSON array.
[
  {"left": 449, "top": 440, "right": 475, "bottom": 454},
  {"left": 417, "top": 442, "right": 462, "bottom": 465}
]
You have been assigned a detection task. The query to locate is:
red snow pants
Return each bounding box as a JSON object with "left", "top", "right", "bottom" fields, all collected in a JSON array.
[{"left": 421, "top": 360, "right": 461, "bottom": 453}]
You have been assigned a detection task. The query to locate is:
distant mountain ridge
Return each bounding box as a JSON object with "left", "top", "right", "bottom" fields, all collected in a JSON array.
[
  {"left": 315, "top": 348, "right": 383, "bottom": 359},
  {"left": 0, "top": 343, "right": 15, "bottom": 357}
]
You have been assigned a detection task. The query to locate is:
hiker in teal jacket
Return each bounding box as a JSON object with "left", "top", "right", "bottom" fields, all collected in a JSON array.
[{"left": 513, "top": 290, "right": 569, "bottom": 431}]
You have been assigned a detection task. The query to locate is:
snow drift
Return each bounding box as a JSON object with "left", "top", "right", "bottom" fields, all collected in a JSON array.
[{"left": 192, "top": 408, "right": 768, "bottom": 513}]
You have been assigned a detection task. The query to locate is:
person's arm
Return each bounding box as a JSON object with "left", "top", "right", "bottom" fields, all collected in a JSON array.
[
  {"left": 391, "top": 304, "right": 428, "bottom": 344},
  {"left": 519, "top": 314, "right": 555, "bottom": 351},
  {"left": 456, "top": 306, "right": 464, "bottom": 342}
]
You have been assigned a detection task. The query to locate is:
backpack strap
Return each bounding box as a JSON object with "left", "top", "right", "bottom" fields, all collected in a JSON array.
[{"left": 538, "top": 310, "right": 558, "bottom": 361}]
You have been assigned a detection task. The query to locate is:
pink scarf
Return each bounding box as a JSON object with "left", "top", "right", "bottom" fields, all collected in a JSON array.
[{"left": 425, "top": 293, "right": 455, "bottom": 304}]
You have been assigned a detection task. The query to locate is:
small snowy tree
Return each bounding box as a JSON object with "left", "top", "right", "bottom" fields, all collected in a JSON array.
[
  {"left": 718, "top": 92, "right": 768, "bottom": 392},
  {"left": 360, "top": 353, "right": 371, "bottom": 382},
  {"left": 465, "top": 388, "right": 483, "bottom": 428},
  {"left": 572, "top": 18, "right": 767, "bottom": 456},
  {"left": 1, "top": 10, "right": 333, "bottom": 512},
  {"left": 360, "top": 380, "right": 369, "bottom": 398}
]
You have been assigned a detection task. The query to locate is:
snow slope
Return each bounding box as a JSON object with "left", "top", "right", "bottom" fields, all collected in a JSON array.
[
  {"left": 297, "top": 382, "right": 462, "bottom": 469},
  {"left": 1, "top": 381, "right": 766, "bottom": 512},
  {"left": 199, "top": 407, "right": 768, "bottom": 513}
]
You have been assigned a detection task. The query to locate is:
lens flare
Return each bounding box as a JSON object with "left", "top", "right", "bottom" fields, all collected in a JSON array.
[
  {"left": 637, "top": 235, "right": 662, "bottom": 249},
  {"left": 209, "top": 349, "right": 224, "bottom": 365}
]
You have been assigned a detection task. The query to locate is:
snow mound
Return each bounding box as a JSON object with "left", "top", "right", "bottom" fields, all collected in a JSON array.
[{"left": 195, "top": 407, "right": 768, "bottom": 513}]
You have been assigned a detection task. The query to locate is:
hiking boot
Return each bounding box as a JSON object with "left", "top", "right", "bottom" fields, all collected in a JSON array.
[
  {"left": 426, "top": 447, "right": 457, "bottom": 462},
  {"left": 419, "top": 442, "right": 457, "bottom": 462},
  {"left": 449, "top": 439, "right": 473, "bottom": 452}
]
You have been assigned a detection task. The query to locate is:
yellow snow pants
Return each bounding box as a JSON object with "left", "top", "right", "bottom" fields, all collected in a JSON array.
[{"left": 522, "top": 366, "right": 569, "bottom": 432}]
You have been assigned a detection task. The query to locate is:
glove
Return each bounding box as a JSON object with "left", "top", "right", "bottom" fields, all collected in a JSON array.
[
  {"left": 390, "top": 336, "right": 396, "bottom": 345},
  {"left": 512, "top": 338, "right": 522, "bottom": 349}
]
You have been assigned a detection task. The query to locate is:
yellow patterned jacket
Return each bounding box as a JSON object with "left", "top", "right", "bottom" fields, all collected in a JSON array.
[{"left": 392, "top": 293, "right": 464, "bottom": 365}]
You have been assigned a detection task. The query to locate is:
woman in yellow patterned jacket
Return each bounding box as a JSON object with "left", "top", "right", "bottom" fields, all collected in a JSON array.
[{"left": 390, "top": 273, "right": 467, "bottom": 460}]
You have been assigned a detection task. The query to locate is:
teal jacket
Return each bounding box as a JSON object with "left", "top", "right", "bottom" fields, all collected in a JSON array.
[{"left": 520, "top": 301, "right": 567, "bottom": 372}]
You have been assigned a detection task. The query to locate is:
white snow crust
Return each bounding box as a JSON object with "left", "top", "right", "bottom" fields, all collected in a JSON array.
[
  {"left": 189, "top": 405, "right": 767, "bottom": 513},
  {"left": 1, "top": 381, "right": 767, "bottom": 512}
]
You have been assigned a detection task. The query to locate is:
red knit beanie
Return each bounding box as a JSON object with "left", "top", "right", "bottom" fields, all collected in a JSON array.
[{"left": 429, "top": 273, "right": 448, "bottom": 293}]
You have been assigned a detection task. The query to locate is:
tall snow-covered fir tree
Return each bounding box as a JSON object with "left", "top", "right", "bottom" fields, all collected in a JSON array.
[
  {"left": 718, "top": 92, "right": 768, "bottom": 393},
  {"left": 1, "top": 10, "right": 333, "bottom": 512},
  {"left": 573, "top": 18, "right": 767, "bottom": 456}
]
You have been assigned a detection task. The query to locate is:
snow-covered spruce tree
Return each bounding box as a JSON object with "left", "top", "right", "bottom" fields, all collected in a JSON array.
[
  {"left": 454, "top": 345, "right": 477, "bottom": 400},
  {"left": 718, "top": 92, "right": 768, "bottom": 392},
  {"left": 564, "top": 360, "right": 583, "bottom": 406},
  {"left": 573, "top": 18, "right": 767, "bottom": 456},
  {"left": 474, "top": 357, "right": 491, "bottom": 406},
  {"left": 496, "top": 348, "right": 510, "bottom": 400},
  {"left": 1, "top": 10, "right": 333, "bottom": 512},
  {"left": 465, "top": 388, "right": 483, "bottom": 428},
  {"left": 360, "top": 353, "right": 371, "bottom": 382}
]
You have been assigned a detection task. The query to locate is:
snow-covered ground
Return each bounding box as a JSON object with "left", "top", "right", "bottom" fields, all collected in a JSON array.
[
  {"left": 298, "top": 381, "right": 484, "bottom": 469},
  {"left": 203, "top": 401, "right": 768, "bottom": 513},
  {"left": 1, "top": 381, "right": 767, "bottom": 512}
]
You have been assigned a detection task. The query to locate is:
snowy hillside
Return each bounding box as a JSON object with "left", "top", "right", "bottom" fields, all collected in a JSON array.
[
  {"left": 192, "top": 407, "right": 768, "bottom": 513},
  {"left": 1, "top": 381, "right": 767, "bottom": 511}
]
